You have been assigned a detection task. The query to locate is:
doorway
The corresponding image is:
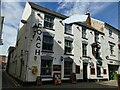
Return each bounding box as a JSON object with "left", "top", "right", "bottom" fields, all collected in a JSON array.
[
  {"left": 83, "top": 63, "right": 88, "bottom": 81},
  {"left": 108, "top": 65, "right": 119, "bottom": 80}
]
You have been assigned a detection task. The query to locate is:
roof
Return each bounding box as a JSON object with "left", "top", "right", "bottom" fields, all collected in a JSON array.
[
  {"left": 28, "top": 2, "right": 104, "bottom": 35},
  {"left": 29, "top": 2, "right": 67, "bottom": 19},
  {"left": 105, "top": 23, "right": 120, "bottom": 32}
]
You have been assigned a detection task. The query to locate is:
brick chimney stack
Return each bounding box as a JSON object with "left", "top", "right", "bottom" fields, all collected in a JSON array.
[{"left": 85, "top": 12, "right": 91, "bottom": 26}]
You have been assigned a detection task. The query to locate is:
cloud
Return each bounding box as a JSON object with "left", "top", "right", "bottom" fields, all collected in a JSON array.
[
  {"left": 0, "top": 25, "right": 17, "bottom": 55},
  {"left": 57, "top": 0, "right": 114, "bottom": 16},
  {"left": 0, "top": 1, "right": 24, "bottom": 55}
]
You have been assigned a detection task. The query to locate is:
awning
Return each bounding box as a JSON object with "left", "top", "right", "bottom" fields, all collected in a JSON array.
[
  {"left": 64, "top": 57, "right": 73, "bottom": 62},
  {"left": 41, "top": 56, "right": 53, "bottom": 60},
  {"left": 83, "top": 59, "right": 89, "bottom": 63},
  {"left": 43, "top": 32, "right": 55, "bottom": 37},
  {"left": 96, "top": 60, "right": 102, "bottom": 65},
  {"left": 82, "top": 41, "right": 88, "bottom": 44},
  {"left": 65, "top": 36, "right": 73, "bottom": 41}
]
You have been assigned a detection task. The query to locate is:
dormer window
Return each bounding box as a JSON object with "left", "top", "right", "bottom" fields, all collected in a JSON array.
[
  {"left": 82, "top": 26, "right": 87, "bottom": 39},
  {"left": 65, "top": 24, "right": 72, "bottom": 34},
  {"left": 95, "top": 32, "right": 99, "bottom": 42},
  {"left": 44, "top": 14, "right": 54, "bottom": 29},
  {"left": 109, "top": 29, "right": 112, "bottom": 37}
]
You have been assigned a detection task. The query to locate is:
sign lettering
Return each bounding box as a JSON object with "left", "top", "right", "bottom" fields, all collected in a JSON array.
[{"left": 34, "top": 23, "right": 42, "bottom": 56}]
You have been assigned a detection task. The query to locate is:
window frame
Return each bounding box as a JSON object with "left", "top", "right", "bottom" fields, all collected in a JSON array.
[
  {"left": 82, "top": 27, "right": 87, "bottom": 39},
  {"left": 90, "top": 68, "right": 95, "bottom": 75},
  {"left": 42, "top": 35, "right": 54, "bottom": 52},
  {"left": 82, "top": 43, "right": 87, "bottom": 57},
  {"left": 109, "top": 29, "right": 112, "bottom": 37},
  {"left": 64, "top": 40, "right": 73, "bottom": 54},
  {"left": 65, "top": 24, "right": 72, "bottom": 34},
  {"left": 95, "top": 32, "right": 99, "bottom": 42},
  {"left": 41, "top": 60, "right": 52, "bottom": 77},
  {"left": 64, "top": 61, "right": 73, "bottom": 77},
  {"left": 44, "top": 14, "right": 54, "bottom": 29},
  {"left": 103, "top": 69, "right": 107, "bottom": 74},
  {"left": 76, "top": 65, "right": 80, "bottom": 74}
]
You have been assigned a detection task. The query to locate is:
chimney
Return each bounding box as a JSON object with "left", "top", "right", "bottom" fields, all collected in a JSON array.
[{"left": 85, "top": 12, "right": 91, "bottom": 26}]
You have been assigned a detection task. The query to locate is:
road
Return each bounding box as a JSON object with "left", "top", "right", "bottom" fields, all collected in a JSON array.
[
  {"left": 2, "top": 70, "right": 20, "bottom": 88},
  {"left": 1, "top": 70, "right": 118, "bottom": 89}
]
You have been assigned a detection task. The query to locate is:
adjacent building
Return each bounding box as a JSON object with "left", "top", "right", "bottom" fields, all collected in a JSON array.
[
  {"left": 7, "top": 2, "right": 120, "bottom": 82},
  {"left": 0, "top": 55, "right": 7, "bottom": 70},
  {"left": 0, "top": 16, "right": 4, "bottom": 45}
]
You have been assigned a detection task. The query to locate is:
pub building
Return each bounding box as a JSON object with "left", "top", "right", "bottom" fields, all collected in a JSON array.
[{"left": 7, "top": 2, "right": 120, "bottom": 82}]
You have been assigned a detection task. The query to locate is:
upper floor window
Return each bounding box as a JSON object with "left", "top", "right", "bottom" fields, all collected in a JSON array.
[
  {"left": 44, "top": 14, "right": 54, "bottom": 29},
  {"left": 65, "top": 40, "right": 73, "bottom": 54},
  {"left": 118, "top": 34, "right": 120, "bottom": 42},
  {"left": 82, "top": 27, "right": 87, "bottom": 39},
  {"left": 65, "top": 24, "right": 72, "bottom": 34},
  {"left": 109, "top": 42, "right": 115, "bottom": 55},
  {"left": 95, "top": 32, "right": 99, "bottom": 42},
  {"left": 42, "top": 36, "right": 53, "bottom": 52},
  {"left": 82, "top": 43, "right": 87, "bottom": 57},
  {"left": 109, "top": 29, "right": 112, "bottom": 37},
  {"left": 110, "top": 45, "right": 114, "bottom": 55}
]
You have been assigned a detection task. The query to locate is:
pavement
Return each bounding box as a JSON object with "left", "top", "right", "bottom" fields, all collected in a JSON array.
[
  {"left": 98, "top": 80, "right": 118, "bottom": 87},
  {"left": 2, "top": 70, "right": 118, "bottom": 89}
]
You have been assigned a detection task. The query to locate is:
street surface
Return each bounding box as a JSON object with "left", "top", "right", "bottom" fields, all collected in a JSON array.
[{"left": 2, "top": 70, "right": 118, "bottom": 89}]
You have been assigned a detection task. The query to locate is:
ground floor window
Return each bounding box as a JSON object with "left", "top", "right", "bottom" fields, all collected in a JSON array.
[
  {"left": 90, "top": 68, "right": 95, "bottom": 75},
  {"left": 64, "top": 61, "right": 72, "bottom": 77},
  {"left": 103, "top": 69, "right": 107, "bottom": 74},
  {"left": 76, "top": 65, "right": 80, "bottom": 74},
  {"left": 41, "top": 60, "right": 52, "bottom": 76}
]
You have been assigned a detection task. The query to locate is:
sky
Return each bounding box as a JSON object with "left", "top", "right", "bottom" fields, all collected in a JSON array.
[{"left": 0, "top": 0, "right": 119, "bottom": 56}]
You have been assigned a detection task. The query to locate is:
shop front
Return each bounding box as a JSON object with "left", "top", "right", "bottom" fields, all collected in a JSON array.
[{"left": 108, "top": 64, "right": 119, "bottom": 80}]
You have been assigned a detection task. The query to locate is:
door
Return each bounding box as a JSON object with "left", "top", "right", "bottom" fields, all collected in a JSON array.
[{"left": 83, "top": 63, "right": 88, "bottom": 81}]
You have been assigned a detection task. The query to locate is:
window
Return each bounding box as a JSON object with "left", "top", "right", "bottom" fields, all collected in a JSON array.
[
  {"left": 44, "top": 14, "right": 54, "bottom": 29},
  {"left": 110, "top": 45, "right": 114, "bottom": 55},
  {"left": 41, "top": 60, "right": 52, "bottom": 76},
  {"left": 42, "top": 36, "right": 53, "bottom": 51},
  {"left": 82, "top": 43, "right": 87, "bottom": 56},
  {"left": 103, "top": 69, "right": 107, "bottom": 74},
  {"left": 65, "top": 40, "right": 72, "bottom": 54},
  {"left": 82, "top": 27, "right": 87, "bottom": 38},
  {"left": 118, "top": 34, "right": 120, "bottom": 42},
  {"left": 109, "top": 29, "right": 112, "bottom": 37},
  {"left": 64, "top": 61, "right": 72, "bottom": 76},
  {"left": 76, "top": 65, "right": 80, "bottom": 74},
  {"left": 95, "top": 32, "right": 99, "bottom": 42},
  {"left": 65, "top": 24, "right": 72, "bottom": 34},
  {"left": 21, "top": 50, "right": 23, "bottom": 56},
  {"left": 90, "top": 68, "right": 95, "bottom": 75}
]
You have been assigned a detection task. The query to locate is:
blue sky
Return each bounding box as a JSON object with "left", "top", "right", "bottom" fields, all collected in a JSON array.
[{"left": 0, "top": 1, "right": 119, "bottom": 56}]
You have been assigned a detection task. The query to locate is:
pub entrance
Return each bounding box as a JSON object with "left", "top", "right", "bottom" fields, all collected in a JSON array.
[
  {"left": 108, "top": 65, "right": 119, "bottom": 80},
  {"left": 83, "top": 63, "right": 88, "bottom": 82}
]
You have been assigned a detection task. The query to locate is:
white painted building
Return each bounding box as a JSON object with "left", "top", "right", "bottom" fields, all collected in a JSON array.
[
  {"left": 8, "top": 2, "right": 120, "bottom": 82},
  {"left": 0, "top": 16, "right": 4, "bottom": 45}
]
